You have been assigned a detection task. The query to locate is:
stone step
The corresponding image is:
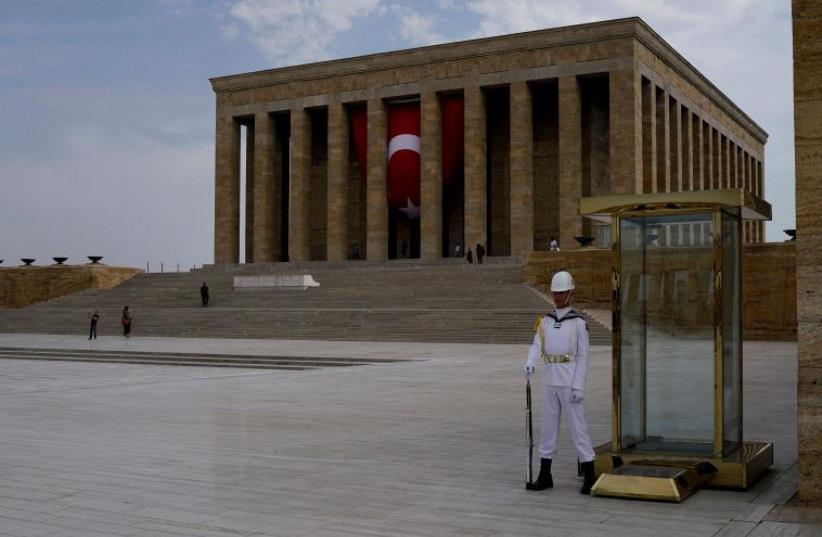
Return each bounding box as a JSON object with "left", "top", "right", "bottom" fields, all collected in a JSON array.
[{"left": 0, "top": 348, "right": 412, "bottom": 370}]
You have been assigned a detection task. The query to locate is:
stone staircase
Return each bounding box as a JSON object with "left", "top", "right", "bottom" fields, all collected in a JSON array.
[{"left": 0, "top": 258, "right": 611, "bottom": 345}]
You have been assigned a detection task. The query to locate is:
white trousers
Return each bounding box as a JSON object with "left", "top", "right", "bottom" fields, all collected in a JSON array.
[{"left": 539, "top": 385, "right": 595, "bottom": 462}]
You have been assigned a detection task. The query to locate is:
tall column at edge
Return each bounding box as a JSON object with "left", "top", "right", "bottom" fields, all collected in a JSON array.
[
  {"left": 289, "top": 107, "right": 311, "bottom": 262},
  {"left": 327, "top": 101, "right": 349, "bottom": 261},
  {"left": 610, "top": 67, "right": 642, "bottom": 195},
  {"left": 214, "top": 114, "right": 240, "bottom": 264},
  {"left": 509, "top": 81, "right": 534, "bottom": 258},
  {"left": 757, "top": 157, "right": 764, "bottom": 243},
  {"left": 794, "top": 0, "right": 822, "bottom": 503},
  {"left": 245, "top": 123, "right": 255, "bottom": 263},
  {"left": 464, "top": 85, "right": 487, "bottom": 252},
  {"left": 252, "top": 112, "right": 276, "bottom": 262},
  {"left": 559, "top": 75, "right": 582, "bottom": 250},
  {"left": 366, "top": 97, "right": 388, "bottom": 260},
  {"left": 421, "top": 91, "right": 443, "bottom": 260}
]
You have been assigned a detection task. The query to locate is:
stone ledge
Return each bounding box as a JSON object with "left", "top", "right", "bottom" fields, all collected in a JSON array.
[
  {"left": 0, "top": 265, "right": 143, "bottom": 309},
  {"left": 523, "top": 242, "right": 797, "bottom": 341}
]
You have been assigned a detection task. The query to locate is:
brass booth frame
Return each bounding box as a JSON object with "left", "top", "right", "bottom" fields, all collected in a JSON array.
[{"left": 579, "top": 190, "right": 773, "bottom": 499}]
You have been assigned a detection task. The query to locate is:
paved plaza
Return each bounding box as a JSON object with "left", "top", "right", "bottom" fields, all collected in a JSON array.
[{"left": 0, "top": 333, "right": 814, "bottom": 536}]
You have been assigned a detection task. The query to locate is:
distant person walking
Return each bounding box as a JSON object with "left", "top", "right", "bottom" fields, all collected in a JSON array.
[
  {"left": 549, "top": 237, "right": 560, "bottom": 251},
  {"left": 88, "top": 310, "right": 99, "bottom": 340},
  {"left": 454, "top": 243, "right": 462, "bottom": 257},
  {"left": 200, "top": 282, "right": 210, "bottom": 307},
  {"left": 466, "top": 247, "right": 474, "bottom": 264},
  {"left": 121, "top": 306, "right": 132, "bottom": 338},
  {"left": 476, "top": 243, "right": 486, "bottom": 264}
]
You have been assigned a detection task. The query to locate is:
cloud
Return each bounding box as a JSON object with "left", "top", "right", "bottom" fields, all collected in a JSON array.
[
  {"left": 464, "top": 0, "right": 594, "bottom": 36},
  {"left": 227, "top": 0, "right": 382, "bottom": 65},
  {"left": 392, "top": 5, "right": 445, "bottom": 46}
]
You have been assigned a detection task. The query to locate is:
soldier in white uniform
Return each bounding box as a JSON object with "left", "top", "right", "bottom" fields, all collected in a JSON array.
[{"left": 523, "top": 270, "right": 597, "bottom": 494}]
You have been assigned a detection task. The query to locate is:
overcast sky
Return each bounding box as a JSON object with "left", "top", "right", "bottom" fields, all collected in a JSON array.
[{"left": 0, "top": 0, "right": 794, "bottom": 269}]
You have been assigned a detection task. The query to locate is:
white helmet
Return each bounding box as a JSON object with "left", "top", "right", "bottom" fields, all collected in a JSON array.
[{"left": 550, "top": 271, "right": 575, "bottom": 292}]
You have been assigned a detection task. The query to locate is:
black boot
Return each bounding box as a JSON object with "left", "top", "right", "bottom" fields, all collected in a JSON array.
[
  {"left": 580, "top": 461, "right": 596, "bottom": 495},
  {"left": 526, "top": 458, "right": 553, "bottom": 490}
]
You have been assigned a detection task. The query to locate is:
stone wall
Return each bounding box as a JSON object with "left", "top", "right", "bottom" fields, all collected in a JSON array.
[
  {"left": 743, "top": 243, "right": 797, "bottom": 341},
  {"left": 0, "top": 265, "right": 142, "bottom": 309},
  {"left": 523, "top": 241, "right": 796, "bottom": 340}
]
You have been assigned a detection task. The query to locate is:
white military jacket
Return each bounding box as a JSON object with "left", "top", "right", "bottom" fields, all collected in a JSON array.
[{"left": 524, "top": 307, "right": 590, "bottom": 390}]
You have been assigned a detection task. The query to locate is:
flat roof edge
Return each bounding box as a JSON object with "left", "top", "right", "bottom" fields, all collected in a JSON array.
[
  {"left": 579, "top": 189, "right": 772, "bottom": 221},
  {"left": 210, "top": 17, "right": 644, "bottom": 90}
]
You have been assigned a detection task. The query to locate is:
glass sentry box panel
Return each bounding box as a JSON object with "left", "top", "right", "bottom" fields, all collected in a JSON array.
[
  {"left": 618, "top": 217, "right": 645, "bottom": 450},
  {"left": 721, "top": 208, "right": 743, "bottom": 456},
  {"left": 619, "top": 212, "right": 715, "bottom": 456}
]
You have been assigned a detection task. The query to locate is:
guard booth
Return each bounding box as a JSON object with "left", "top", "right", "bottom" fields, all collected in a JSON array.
[{"left": 579, "top": 189, "right": 773, "bottom": 502}]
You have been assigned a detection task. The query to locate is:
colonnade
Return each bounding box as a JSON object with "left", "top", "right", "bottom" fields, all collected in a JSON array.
[
  {"left": 639, "top": 76, "right": 765, "bottom": 245},
  {"left": 214, "top": 69, "right": 764, "bottom": 265}
]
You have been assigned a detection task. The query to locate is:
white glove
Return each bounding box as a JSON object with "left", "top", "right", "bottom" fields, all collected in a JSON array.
[
  {"left": 571, "top": 389, "right": 585, "bottom": 403},
  {"left": 523, "top": 365, "right": 535, "bottom": 379}
]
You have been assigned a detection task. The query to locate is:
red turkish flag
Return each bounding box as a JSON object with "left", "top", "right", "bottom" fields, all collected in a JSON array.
[
  {"left": 440, "top": 93, "right": 464, "bottom": 191},
  {"left": 348, "top": 96, "right": 464, "bottom": 219},
  {"left": 387, "top": 102, "right": 421, "bottom": 218},
  {"left": 350, "top": 104, "right": 368, "bottom": 180}
]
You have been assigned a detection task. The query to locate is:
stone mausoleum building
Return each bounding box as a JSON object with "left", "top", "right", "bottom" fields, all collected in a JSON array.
[{"left": 210, "top": 17, "right": 766, "bottom": 265}]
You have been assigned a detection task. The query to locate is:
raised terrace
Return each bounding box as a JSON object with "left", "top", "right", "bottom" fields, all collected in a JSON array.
[{"left": 0, "top": 259, "right": 611, "bottom": 345}]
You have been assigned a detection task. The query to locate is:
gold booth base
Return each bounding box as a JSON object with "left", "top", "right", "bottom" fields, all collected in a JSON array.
[
  {"left": 591, "top": 441, "right": 773, "bottom": 501},
  {"left": 591, "top": 460, "right": 717, "bottom": 502}
]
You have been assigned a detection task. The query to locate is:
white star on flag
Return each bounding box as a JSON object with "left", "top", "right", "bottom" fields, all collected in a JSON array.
[{"left": 399, "top": 198, "right": 420, "bottom": 219}]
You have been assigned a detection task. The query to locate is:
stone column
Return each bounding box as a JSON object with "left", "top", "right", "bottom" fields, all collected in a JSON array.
[
  {"left": 670, "top": 97, "right": 681, "bottom": 192},
  {"left": 610, "top": 67, "right": 642, "bottom": 195},
  {"left": 703, "top": 122, "right": 712, "bottom": 190},
  {"left": 289, "top": 108, "right": 311, "bottom": 262},
  {"left": 464, "top": 86, "right": 487, "bottom": 251},
  {"left": 794, "top": 0, "right": 822, "bottom": 503},
  {"left": 734, "top": 145, "right": 742, "bottom": 189},
  {"left": 245, "top": 123, "right": 255, "bottom": 263},
  {"left": 327, "top": 101, "right": 349, "bottom": 261},
  {"left": 708, "top": 125, "right": 719, "bottom": 190},
  {"left": 421, "top": 92, "right": 443, "bottom": 260},
  {"left": 683, "top": 107, "right": 693, "bottom": 191},
  {"left": 724, "top": 136, "right": 732, "bottom": 188},
  {"left": 214, "top": 115, "right": 240, "bottom": 264},
  {"left": 694, "top": 115, "right": 704, "bottom": 190},
  {"left": 366, "top": 98, "right": 388, "bottom": 260},
  {"left": 253, "top": 112, "right": 276, "bottom": 262},
  {"left": 656, "top": 88, "right": 670, "bottom": 193},
  {"left": 559, "top": 76, "right": 582, "bottom": 250},
  {"left": 757, "top": 158, "right": 764, "bottom": 243},
  {"left": 509, "top": 81, "right": 534, "bottom": 258},
  {"left": 642, "top": 79, "right": 657, "bottom": 193}
]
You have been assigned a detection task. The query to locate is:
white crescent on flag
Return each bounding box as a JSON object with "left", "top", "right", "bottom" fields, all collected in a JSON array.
[{"left": 388, "top": 134, "right": 421, "bottom": 160}]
